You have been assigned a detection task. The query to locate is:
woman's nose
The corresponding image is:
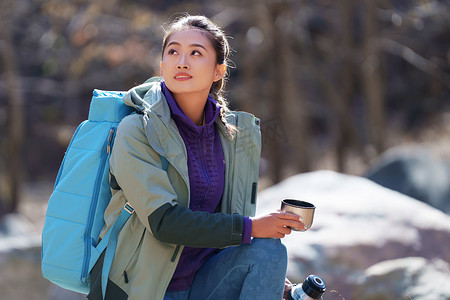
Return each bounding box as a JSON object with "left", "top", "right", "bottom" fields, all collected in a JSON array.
[
  {"left": 177, "top": 55, "right": 190, "bottom": 69},
  {"left": 177, "top": 63, "right": 189, "bottom": 69}
]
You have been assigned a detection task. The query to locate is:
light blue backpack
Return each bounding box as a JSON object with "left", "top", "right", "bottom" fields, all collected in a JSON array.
[{"left": 41, "top": 89, "right": 167, "bottom": 296}]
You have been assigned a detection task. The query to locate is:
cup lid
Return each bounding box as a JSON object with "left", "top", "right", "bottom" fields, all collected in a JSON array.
[{"left": 302, "top": 275, "right": 326, "bottom": 299}]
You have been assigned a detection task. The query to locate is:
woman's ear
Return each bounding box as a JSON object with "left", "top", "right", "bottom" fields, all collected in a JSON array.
[
  {"left": 160, "top": 61, "right": 163, "bottom": 76},
  {"left": 214, "top": 64, "right": 227, "bottom": 82}
]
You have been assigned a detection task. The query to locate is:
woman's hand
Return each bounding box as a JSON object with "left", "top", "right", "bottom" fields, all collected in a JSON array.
[
  {"left": 250, "top": 211, "right": 305, "bottom": 238},
  {"left": 283, "top": 278, "right": 293, "bottom": 300}
]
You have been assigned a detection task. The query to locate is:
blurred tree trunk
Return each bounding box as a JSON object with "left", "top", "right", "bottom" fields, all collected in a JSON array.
[
  {"left": 239, "top": 5, "right": 261, "bottom": 115},
  {"left": 303, "top": 1, "right": 362, "bottom": 173},
  {"left": 266, "top": 4, "right": 284, "bottom": 183},
  {"left": 275, "top": 8, "right": 311, "bottom": 175},
  {"left": 0, "top": 0, "right": 25, "bottom": 215},
  {"left": 263, "top": 2, "right": 311, "bottom": 182},
  {"left": 335, "top": 0, "right": 360, "bottom": 172},
  {"left": 361, "top": 0, "right": 386, "bottom": 153}
]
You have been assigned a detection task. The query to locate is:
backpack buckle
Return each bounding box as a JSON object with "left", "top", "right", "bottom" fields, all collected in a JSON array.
[{"left": 124, "top": 202, "right": 135, "bottom": 214}]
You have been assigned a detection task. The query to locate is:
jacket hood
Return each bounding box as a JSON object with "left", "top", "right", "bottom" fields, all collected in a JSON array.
[{"left": 122, "top": 76, "right": 172, "bottom": 122}]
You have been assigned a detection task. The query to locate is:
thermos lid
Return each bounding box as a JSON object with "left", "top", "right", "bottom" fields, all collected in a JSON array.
[{"left": 302, "top": 275, "right": 326, "bottom": 299}]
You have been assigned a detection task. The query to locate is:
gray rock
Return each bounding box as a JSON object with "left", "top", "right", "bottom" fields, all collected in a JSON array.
[
  {"left": 256, "top": 170, "right": 450, "bottom": 299},
  {"left": 353, "top": 257, "right": 450, "bottom": 300},
  {"left": 365, "top": 147, "right": 450, "bottom": 214},
  {"left": 0, "top": 214, "right": 85, "bottom": 299}
]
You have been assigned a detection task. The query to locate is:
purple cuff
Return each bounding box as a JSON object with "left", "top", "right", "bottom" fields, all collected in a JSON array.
[{"left": 242, "top": 217, "right": 252, "bottom": 244}]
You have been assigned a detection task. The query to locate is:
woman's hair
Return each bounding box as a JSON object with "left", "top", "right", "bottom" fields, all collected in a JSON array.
[{"left": 162, "top": 15, "right": 236, "bottom": 135}]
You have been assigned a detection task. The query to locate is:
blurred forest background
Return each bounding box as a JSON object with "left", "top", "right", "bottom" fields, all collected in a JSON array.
[
  {"left": 0, "top": 0, "right": 449, "bottom": 299},
  {"left": 0, "top": 0, "right": 449, "bottom": 217}
]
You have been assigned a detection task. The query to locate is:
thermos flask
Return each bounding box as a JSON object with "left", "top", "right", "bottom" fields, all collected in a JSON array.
[{"left": 287, "top": 275, "right": 326, "bottom": 300}]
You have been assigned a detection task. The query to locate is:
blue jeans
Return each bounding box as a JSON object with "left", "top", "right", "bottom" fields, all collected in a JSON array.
[{"left": 164, "top": 238, "right": 288, "bottom": 300}]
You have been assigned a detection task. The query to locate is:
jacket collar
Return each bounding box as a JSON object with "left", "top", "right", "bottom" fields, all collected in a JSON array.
[{"left": 161, "top": 81, "right": 221, "bottom": 139}]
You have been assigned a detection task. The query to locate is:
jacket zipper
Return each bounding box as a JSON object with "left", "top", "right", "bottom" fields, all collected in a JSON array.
[
  {"left": 249, "top": 117, "right": 257, "bottom": 207},
  {"left": 199, "top": 133, "right": 211, "bottom": 210},
  {"left": 81, "top": 126, "right": 115, "bottom": 282},
  {"left": 158, "top": 116, "right": 190, "bottom": 201},
  {"left": 157, "top": 119, "right": 189, "bottom": 264},
  {"left": 227, "top": 116, "right": 238, "bottom": 213}
]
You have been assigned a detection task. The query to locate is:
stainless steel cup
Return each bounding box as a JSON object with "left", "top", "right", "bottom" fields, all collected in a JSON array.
[{"left": 281, "top": 199, "right": 316, "bottom": 231}]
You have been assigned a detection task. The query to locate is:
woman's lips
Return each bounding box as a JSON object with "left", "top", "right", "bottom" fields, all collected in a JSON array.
[{"left": 174, "top": 73, "right": 192, "bottom": 81}]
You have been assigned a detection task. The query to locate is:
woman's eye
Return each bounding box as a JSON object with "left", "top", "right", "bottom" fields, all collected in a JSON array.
[
  {"left": 167, "top": 49, "right": 177, "bottom": 55},
  {"left": 192, "top": 50, "right": 201, "bottom": 56}
]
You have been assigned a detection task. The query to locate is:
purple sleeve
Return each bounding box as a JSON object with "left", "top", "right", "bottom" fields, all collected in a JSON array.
[{"left": 242, "top": 217, "right": 253, "bottom": 244}]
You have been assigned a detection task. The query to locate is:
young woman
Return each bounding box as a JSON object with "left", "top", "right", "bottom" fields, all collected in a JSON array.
[{"left": 88, "top": 15, "right": 304, "bottom": 300}]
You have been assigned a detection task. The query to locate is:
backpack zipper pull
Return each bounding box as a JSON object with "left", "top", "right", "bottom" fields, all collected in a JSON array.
[{"left": 107, "top": 128, "right": 115, "bottom": 154}]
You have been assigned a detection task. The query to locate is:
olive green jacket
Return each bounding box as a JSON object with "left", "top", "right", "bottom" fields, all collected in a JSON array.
[{"left": 89, "top": 78, "right": 261, "bottom": 300}]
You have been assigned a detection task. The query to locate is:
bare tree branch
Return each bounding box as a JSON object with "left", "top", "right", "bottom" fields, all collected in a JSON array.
[{"left": 380, "top": 37, "right": 450, "bottom": 89}]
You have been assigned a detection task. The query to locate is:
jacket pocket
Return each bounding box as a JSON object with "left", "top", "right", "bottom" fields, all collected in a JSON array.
[{"left": 110, "top": 225, "right": 146, "bottom": 283}]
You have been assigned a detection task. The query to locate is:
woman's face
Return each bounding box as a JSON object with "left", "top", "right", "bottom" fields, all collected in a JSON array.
[{"left": 160, "top": 29, "right": 226, "bottom": 98}]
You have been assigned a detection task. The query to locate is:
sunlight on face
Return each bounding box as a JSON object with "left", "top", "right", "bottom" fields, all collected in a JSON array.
[{"left": 161, "top": 29, "right": 226, "bottom": 98}]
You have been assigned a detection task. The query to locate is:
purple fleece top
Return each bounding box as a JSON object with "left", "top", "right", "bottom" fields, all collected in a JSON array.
[{"left": 161, "top": 82, "right": 252, "bottom": 292}]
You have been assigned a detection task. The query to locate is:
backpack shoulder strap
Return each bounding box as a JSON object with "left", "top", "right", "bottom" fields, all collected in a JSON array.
[{"left": 101, "top": 203, "right": 134, "bottom": 299}]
